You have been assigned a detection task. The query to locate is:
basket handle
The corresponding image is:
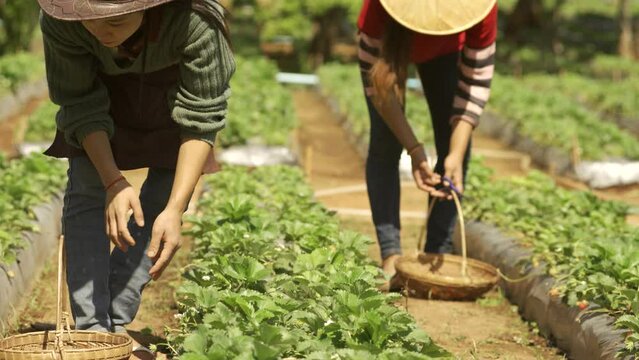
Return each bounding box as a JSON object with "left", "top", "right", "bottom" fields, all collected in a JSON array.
[
  {"left": 56, "top": 236, "right": 64, "bottom": 333},
  {"left": 55, "top": 235, "right": 72, "bottom": 339},
  {"left": 451, "top": 191, "right": 468, "bottom": 278},
  {"left": 417, "top": 189, "right": 468, "bottom": 278}
]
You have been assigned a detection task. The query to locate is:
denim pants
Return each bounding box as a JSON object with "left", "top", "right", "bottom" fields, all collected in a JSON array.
[
  {"left": 363, "top": 52, "right": 472, "bottom": 259},
  {"left": 62, "top": 156, "right": 175, "bottom": 332}
]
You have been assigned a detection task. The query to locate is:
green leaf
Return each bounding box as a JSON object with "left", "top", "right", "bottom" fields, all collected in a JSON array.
[
  {"left": 183, "top": 331, "right": 208, "bottom": 355},
  {"left": 616, "top": 315, "right": 639, "bottom": 333},
  {"left": 179, "top": 353, "right": 208, "bottom": 360}
]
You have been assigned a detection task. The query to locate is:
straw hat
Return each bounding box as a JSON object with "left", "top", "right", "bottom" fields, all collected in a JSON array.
[
  {"left": 38, "top": 0, "right": 177, "bottom": 21},
  {"left": 379, "top": 0, "right": 497, "bottom": 36}
]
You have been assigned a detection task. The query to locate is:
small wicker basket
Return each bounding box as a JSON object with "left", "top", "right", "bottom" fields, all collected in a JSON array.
[
  {"left": 395, "top": 192, "right": 498, "bottom": 301},
  {"left": 0, "top": 236, "right": 132, "bottom": 360}
]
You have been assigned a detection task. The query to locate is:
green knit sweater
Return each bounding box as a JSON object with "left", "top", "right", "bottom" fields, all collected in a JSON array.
[{"left": 40, "top": 2, "right": 236, "bottom": 148}]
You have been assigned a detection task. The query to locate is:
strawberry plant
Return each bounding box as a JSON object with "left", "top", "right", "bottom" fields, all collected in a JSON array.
[
  {"left": 221, "top": 56, "right": 297, "bottom": 148},
  {"left": 170, "top": 166, "right": 452, "bottom": 359},
  {"left": 464, "top": 158, "right": 639, "bottom": 357},
  {"left": 0, "top": 154, "right": 66, "bottom": 265}
]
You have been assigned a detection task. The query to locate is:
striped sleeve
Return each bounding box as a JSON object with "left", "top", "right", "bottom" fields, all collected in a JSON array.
[
  {"left": 358, "top": 32, "right": 381, "bottom": 97},
  {"left": 451, "top": 42, "right": 496, "bottom": 128}
]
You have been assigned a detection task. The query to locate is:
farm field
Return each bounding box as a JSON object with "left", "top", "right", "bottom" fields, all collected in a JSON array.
[{"left": 2, "top": 0, "right": 639, "bottom": 359}]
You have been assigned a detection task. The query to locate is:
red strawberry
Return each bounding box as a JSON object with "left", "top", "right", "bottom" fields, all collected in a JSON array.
[{"left": 577, "top": 300, "right": 589, "bottom": 310}]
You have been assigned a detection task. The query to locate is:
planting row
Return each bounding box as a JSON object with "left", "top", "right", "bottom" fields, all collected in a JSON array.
[
  {"left": 0, "top": 52, "right": 44, "bottom": 97},
  {"left": 221, "top": 56, "right": 297, "bottom": 148},
  {"left": 507, "top": 72, "right": 639, "bottom": 135},
  {"left": 0, "top": 154, "right": 66, "bottom": 265},
  {"left": 168, "top": 165, "right": 451, "bottom": 359},
  {"left": 465, "top": 159, "right": 639, "bottom": 357},
  {"left": 485, "top": 74, "right": 639, "bottom": 161},
  {"left": 23, "top": 99, "right": 57, "bottom": 143}
]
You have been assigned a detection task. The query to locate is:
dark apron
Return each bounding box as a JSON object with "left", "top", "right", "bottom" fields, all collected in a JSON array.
[{"left": 44, "top": 65, "right": 219, "bottom": 173}]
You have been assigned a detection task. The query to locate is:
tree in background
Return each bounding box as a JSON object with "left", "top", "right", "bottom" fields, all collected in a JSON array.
[
  {"left": 505, "top": 0, "right": 637, "bottom": 60},
  {"left": 504, "top": 0, "right": 566, "bottom": 52},
  {"left": 0, "top": 0, "right": 40, "bottom": 55},
  {"left": 251, "top": 0, "right": 358, "bottom": 70}
]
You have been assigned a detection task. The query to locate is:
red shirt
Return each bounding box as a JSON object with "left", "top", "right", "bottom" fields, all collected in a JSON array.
[{"left": 358, "top": 0, "right": 498, "bottom": 63}]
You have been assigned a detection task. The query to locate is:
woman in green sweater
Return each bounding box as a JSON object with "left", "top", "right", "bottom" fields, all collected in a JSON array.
[{"left": 37, "top": 0, "right": 234, "bottom": 357}]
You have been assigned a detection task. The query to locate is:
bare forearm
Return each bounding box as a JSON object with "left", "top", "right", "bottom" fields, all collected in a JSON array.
[
  {"left": 372, "top": 96, "right": 420, "bottom": 150},
  {"left": 449, "top": 121, "right": 473, "bottom": 160},
  {"left": 81, "top": 131, "right": 120, "bottom": 187},
  {"left": 165, "top": 139, "right": 211, "bottom": 212}
]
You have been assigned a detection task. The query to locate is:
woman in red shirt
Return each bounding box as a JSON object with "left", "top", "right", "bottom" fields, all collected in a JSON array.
[{"left": 358, "top": 0, "right": 498, "bottom": 283}]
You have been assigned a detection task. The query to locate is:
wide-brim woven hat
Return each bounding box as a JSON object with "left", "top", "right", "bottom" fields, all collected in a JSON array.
[
  {"left": 38, "top": 0, "right": 177, "bottom": 21},
  {"left": 380, "top": 0, "right": 497, "bottom": 36}
]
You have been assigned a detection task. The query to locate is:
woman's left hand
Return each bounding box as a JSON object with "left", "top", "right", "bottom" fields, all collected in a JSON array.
[
  {"left": 443, "top": 153, "right": 464, "bottom": 199},
  {"left": 147, "top": 208, "right": 183, "bottom": 280}
]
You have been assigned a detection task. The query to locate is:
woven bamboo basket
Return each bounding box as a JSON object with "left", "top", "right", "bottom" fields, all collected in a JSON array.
[
  {"left": 395, "top": 191, "right": 498, "bottom": 301},
  {"left": 0, "top": 236, "right": 132, "bottom": 360}
]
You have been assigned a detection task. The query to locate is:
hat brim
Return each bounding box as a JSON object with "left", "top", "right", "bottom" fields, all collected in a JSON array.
[
  {"left": 380, "top": 0, "right": 497, "bottom": 36},
  {"left": 38, "top": 0, "right": 176, "bottom": 21}
]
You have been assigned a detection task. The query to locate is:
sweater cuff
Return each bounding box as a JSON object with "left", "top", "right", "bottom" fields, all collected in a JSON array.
[
  {"left": 180, "top": 129, "right": 216, "bottom": 147},
  {"left": 68, "top": 121, "right": 114, "bottom": 149}
]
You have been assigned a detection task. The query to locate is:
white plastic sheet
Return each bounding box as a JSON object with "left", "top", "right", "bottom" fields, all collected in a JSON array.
[
  {"left": 18, "top": 142, "right": 50, "bottom": 157},
  {"left": 399, "top": 151, "right": 437, "bottom": 181},
  {"left": 218, "top": 145, "right": 297, "bottom": 167},
  {"left": 575, "top": 161, "right": 639, "bottom": 189}
]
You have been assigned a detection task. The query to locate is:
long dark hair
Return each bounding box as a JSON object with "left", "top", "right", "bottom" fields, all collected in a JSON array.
[{"left": 369, "top": 18, "right": 411, "bottom": 106}]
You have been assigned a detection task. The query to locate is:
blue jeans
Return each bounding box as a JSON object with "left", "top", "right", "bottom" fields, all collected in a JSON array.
[
  {"left": 62, "top": 156, "right": 175, "bottom": 332},
  {"left": 363, "top": 52, "right": 472, "bottom": 259}
]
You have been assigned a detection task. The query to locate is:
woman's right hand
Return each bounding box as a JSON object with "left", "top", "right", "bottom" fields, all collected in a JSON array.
[
  {"left": 105, "top": 178, "right": 145, "bottom": 252},
  {"left": 410, "top": 147, "right": 447, "bottom": 198}
]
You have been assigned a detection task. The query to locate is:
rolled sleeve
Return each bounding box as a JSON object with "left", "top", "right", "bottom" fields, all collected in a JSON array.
[
  {"left": 41, "top": 13, "right": 113, "bottom": 148},
  {"left": 172, "top": 11, "right": 236, "bottom": 147}
]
